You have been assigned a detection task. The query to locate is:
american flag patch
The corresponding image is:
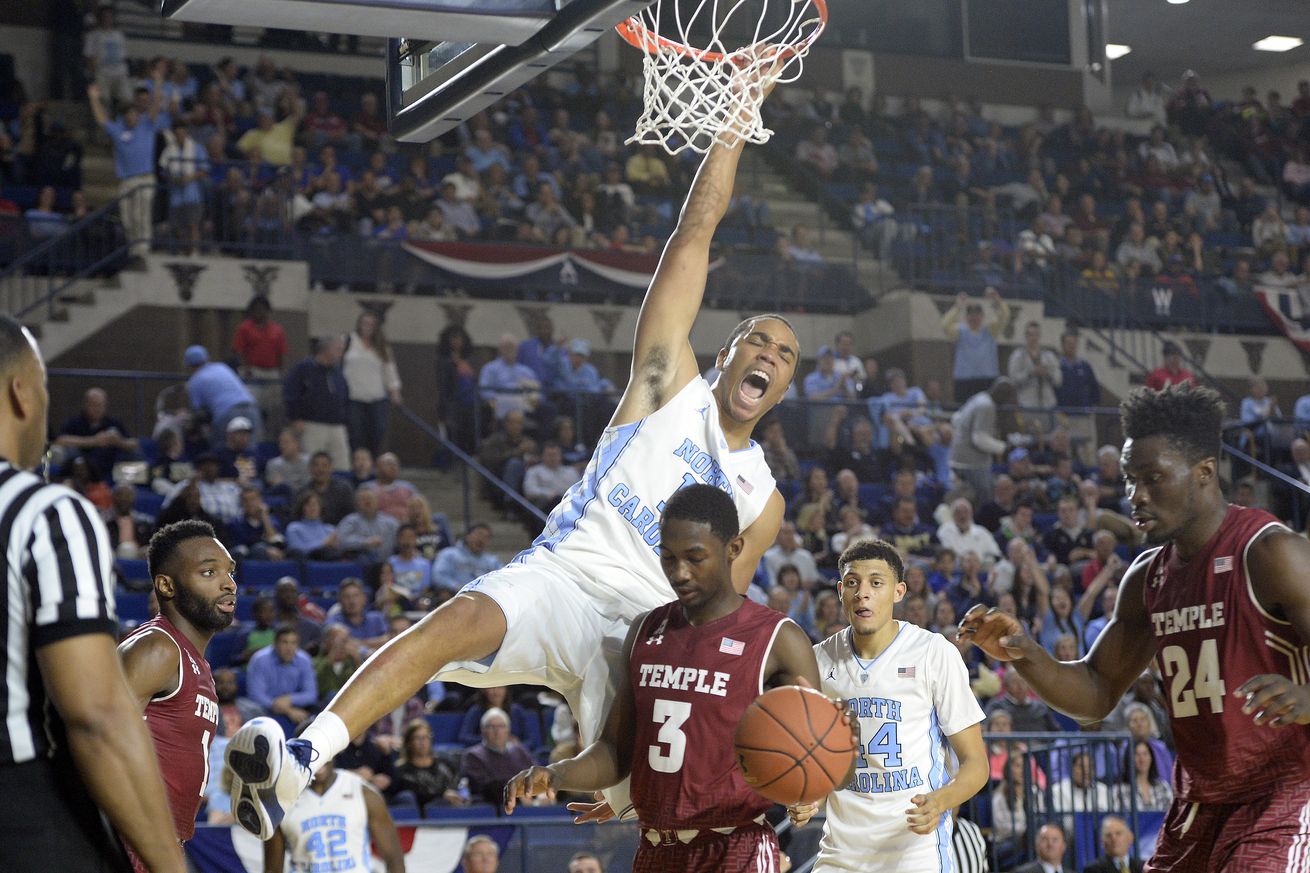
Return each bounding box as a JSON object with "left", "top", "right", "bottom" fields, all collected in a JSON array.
[
  {"left": 720, "top": 637, "right": 745, "bottom": 656},
  {"left": 1213, "top": 556, "right": 1233, "bottom": 573},
  {"left": 736, "top": 475, "right": 754, "bottom": 495},
  {"left": 897, "top": 666, "right": 916, "bottom": 678}
]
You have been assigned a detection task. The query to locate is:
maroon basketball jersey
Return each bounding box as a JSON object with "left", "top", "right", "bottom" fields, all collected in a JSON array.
[
  {"left": 629, "top": 599, "right": 788, "bottom": 830},
  {"left": 121, "top": 614, "right": 220, "bottom": 841},
  {"left": 1141, "top": 504, "right": 1310, "bottom": 803}
]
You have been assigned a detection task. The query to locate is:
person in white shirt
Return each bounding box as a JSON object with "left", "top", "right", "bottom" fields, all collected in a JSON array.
[
  {"left": 936, "top": 498, "right": 1002, "bottom": 565},
  {"left": 1049, "top": 751, "right": 1112, "bottom": 829},
  {"left": 763, "top": 520, "right": 821, "bottom": 586},
  {"left": 795, "top": 538, "right": 988, "bottom": 872},
  {"left": 1007, "top": 321, "right": 1062, "bottom": 415},
  {"left": 1125, "top": 73, "right": 1168, "bottom": 126},
  {"left": 831, "top": 331, "right": 867, "bottom": 387},
  {"left": 523, "top": 442, "right": 580, "bottom": 512},
  {"left": 342, "top": 311, "right": 402, "bottom": 457}
]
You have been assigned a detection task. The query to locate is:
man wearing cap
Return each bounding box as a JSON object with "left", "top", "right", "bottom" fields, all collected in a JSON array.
[
  {"left": 1144, "top": 341, "right": 1197, "bottom": 390},
  {"left": 218, "top": 416, "right": 258, "bottom": 483},
  {"left": 185, "top": 345, "right": 262, "bottom": 451},
  {"left": 553, "top": 339, "right": 613, "bottom": 396},
  {"left": 284, "top": 336, "right": 351, "bottom": 471}
]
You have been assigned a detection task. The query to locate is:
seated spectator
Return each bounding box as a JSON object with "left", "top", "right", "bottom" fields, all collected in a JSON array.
[
  {"left": 296, "top": 450, "right": 356, "bottom": 524},
  {"left": 457, "top": 686, "right": 537, "bottom": 750},
  {"left": 995, "top": 499, "right": 1043, "bottom": 556},
  {"left": 103, "top": 482, "right": 155, "bottom": 559},
  {"left": 1043, "top": 494, "right": 1096, "bottom": 569},
  {"left": 337, "top": 728, "right": 396, "bottom": 795},
  {"left": 553, "top": 339, "right": 613, "bottom": 396},
  {"left": 227, "top": 486, "right": 287, "bottom": 560},
  {"left": 976, "top": 474, "right": 1018, "bottom": 533},
  {"left": 54, "top": 387, "right": 139, "bottom": 482},
  {"left": 1258, "top": 250, "right": 1299, "bottom": 290},
  {"left": 525, "top": 183, "right": 577, "bottom": 243},
  {"left": 830, "top": 504, "right": 878, "bottom": 557},
  {"left": 351, "top": 447, "right": 375, "bottom": 488},
  {"left": 313, "top": 623, "right": 360, "bottom": 703},
  {"left": 991, "top": 751, "right": 1038, "bottom": 867},
  {"left": 760, "top": 417, "right": 800, "bottom": 483},
  {"left": 465, "top": 128, "right": 512, "bottom": 175},
  {"left": 286, "top": 491, "right": 340, "bottom": 560},
  {"left": 460, "top": 707, "right": 535, "bottom": 805},
  {"left": 165, "top": 453, "right": 242, "bottom": 523},
  {"left": 937, "top": 498, "right": 1002, "bottom": 566},
  {"left": 388, "top": 523, "right": 433, "bottom": 599},
  {"left": 300, "top": 91, "right": 349, "bottom": 148},
  {"left": 1037, "top": 195, "right": 1074, "bottom": 240},
  {"left": 390, "top": 718, "right": 464, "bottom": 811},
  {"left": 214, "top": 667, "right": 262, "bottom": 738},
  {"left": 832, "top": 468, "right": 867, "bottom": 521},
  {"left": 24, "top": 185, "right": 66, "bottom": 240},
  {"left": 369, "top": 452, "right": 418, "bottom": 521},
  {"left": 824, "top": 410, "right": 883, "bottom": 484},
  {"left": 436, "top": 180, "right": 482, "bottom": 239},
  {"left": 337, "top": 485, "right": 399, "bottom": 563},
  {"left": 523, "top": 442, "right": 578, "bottom": 513},
  {"left": 273, "top": 576, "right": 325, "bottom": 649},
  {"left": 405, "top": 494, "right": 449, "bottom": 560},
  {"left": 265, "top": 428, "right": 310, "bottom": 494},
  {"left": 1085, "top": 816, "right": 1140, "bottom": 873},
  {"left": 787, "top": 225, "right": 825, "bottom": 266},
  {"left": 246, "top": 625, "right": 318, "bottom": 727},
  {"left": 1082, "top": 582, "right": 1122, "bottom": 651},
  {"left": 1124, "top": 701, "right": 1174, "bottom": 785},
  {"left": 838, "top": 128, "right": 879, "bottom": 182},
  {"left": 946, "top": 550, "right": 991, "bottom": 618},
  {"left": 926, "top": 547, "right": 956, "bottom": 595},
  {"left": 477, "top": 409, "right": 538, "bottom": 500},
  {"left": 325, "top": 578, "right": 390, "bottom": 653},
  {"left": 236, "top": 101, "right": 303, "bottom": 167},
  {"left": 624, "top": 146, "right": 671, "bottom": 195},
  {"left": 238, "top": 597, "right": 278, "bottom": 665},
  {"left": 985, "top": 670, "right": 1060, "bottom": 732},
  {"left": 1049, "top": 751, "right": 1112, "bottom": 831},
  {"left": 763, "top": 520, "right": 821, "bottom": 587},
  {"left": 1117, "top": 739, "right": 1174, "bottom": 812},
  {"left": 156, "top": 476, "right": 225, "bottom": 530},
  {"left": 879, "top": 497, "right": 936, "bottom": 560},
  {"left": 796, "top": 126, "right": 838, "bottom": 177},
  {"left": 432, "top": 523, "right": 502, "bottom": 594},
  {"left": 480, "top": 335, "right": 543, "bottom": 422},
  {"left": 804, "top": 345, "right": 853, "bottom": 401},
  {"left": 1114, "top": 222, "right": 1161, "bottom": 276},
  {"left": 216, "top": 416, "right": 258, "bottom": 484}
]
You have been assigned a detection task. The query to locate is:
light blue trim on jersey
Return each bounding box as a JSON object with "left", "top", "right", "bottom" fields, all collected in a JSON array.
[
  {"left": 526, "top": 418, "right": 645, "bottom": 556},
  {"left": 847, "top": 621, "right": 905, "bottom": 673},
  {"left": 928, "top": 709, "right": 953, "bottom": 873}
]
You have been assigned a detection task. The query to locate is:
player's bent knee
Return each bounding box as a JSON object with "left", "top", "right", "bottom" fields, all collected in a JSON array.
[{"left": 413, "top": 591, "right": 508, "bottom": 661}]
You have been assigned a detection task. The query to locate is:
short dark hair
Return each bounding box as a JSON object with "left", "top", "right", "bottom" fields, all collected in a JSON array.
[
  {"left": 338, "top": 578, "right": 364, "bottom": 595},
  {"left": 661, "top": 484, "right": 739, "bottom": 543},
  {"left": 396, "top": 523, "right": 416, "bottom": 537},
  {"left": 310, "top": 450, "right": 333, "bottom": 464},
  {"left": 1121, "top": 383, "right": 1224, "bottom": 466},
  {"left": 146, "top": 520, "right": 218, "bottom": 581},
  {"left": 724, "top": 313, "right": 798, "bottom": 352},
  {"left": 569, "top": 852, "right": 603, "bottom": 871},
  {"left": 274, "top": 624, "right": 300, "bottom": 642},
  {"left": 0, "top": 315, "right": 35, "bottom": 376},
  {"left": 837, "top": 537, "right": 905, "bottom": 582}
]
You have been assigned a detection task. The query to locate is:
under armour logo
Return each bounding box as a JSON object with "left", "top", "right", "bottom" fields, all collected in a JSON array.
[
  {"left": 187, "top": 654, "right": 200, "bottom": 675},
  {"left": 647, "top": 617, "right": 668, "bottom": 646}
]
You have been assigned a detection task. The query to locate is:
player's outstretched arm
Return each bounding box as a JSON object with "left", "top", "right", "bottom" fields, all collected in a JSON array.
[
  {"left": 263, "top": 825, "right": 287, "bottom": 873},
  {"left": 117, "top": 629, "right": 182, "bottom": 709},
  {"left": 959, "top": 554, "right": 1156, "bottom": 723},
  {"left": 38, "top": 634, "right": 186, "bottom": 873},
  {"left": 905, "top": 723, "right": 986, "bottom": 836},
  {"left": 363, "top": 783, "right": 407, "bottom": 873},
  {"left": 1238, "top": 530, "right": 1310, "bottom": 727},
  {"left": 612, "top": 143, "right": 752, "bottom": 427},
  {"left": 504, "top": 618, "right": 642, "bottom": 815}
]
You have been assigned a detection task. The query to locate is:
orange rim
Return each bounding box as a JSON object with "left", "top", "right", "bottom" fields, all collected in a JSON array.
[{"left": 615, "top": 0, "right": 827, "bottom": 65}]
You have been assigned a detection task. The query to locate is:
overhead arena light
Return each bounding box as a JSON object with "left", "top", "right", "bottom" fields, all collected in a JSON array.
[
  {"left": 1165, "top": 0, "right": 1189, "bottom": 5},
  {"left": 1253, "top": 35, "right": 1304, "bottom": 52},
  {"left": 1105, "top": 44, "right": 1132, "bottom": 59}
]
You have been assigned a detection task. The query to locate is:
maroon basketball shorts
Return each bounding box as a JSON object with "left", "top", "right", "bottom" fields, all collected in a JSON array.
[
  {"left": 1145, "top": 776, "right": 1310, "bottom": 873},
  {"left": 634, "top": 821, "right": 781, "bottom": 873}
]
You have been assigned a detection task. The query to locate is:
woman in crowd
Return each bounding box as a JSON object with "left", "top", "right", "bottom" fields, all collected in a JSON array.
[
  {"left": 435, "top": 323, "right": 478, "bottom": 451},
  {"left": 406, "top": 494, "right": 449, "bottom": 559},
  {"left": 1117, "top": 739, "right": 1174, "bottom": 812},
  {"left": 388, "top": 719, "right": 465, "bottom": 812},
  {"left": 343, "top": 310, "right": 402, "bottom": 455},
  {"left": 286, "top": 491, "right": 340, "bottom": 559}
]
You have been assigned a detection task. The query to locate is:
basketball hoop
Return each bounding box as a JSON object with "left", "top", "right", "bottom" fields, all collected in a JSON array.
[{"left": 616, "top": 0, "right": 828, "bottom": 155}]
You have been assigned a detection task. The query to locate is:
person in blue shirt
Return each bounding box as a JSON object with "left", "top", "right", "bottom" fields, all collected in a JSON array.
[
  {"left": 185, "top": 345, "right": 262, "bottom": 451},
  {"left": 431, "top": 523, "right": 502, "bottom": 594},
  {"left": 246, "top": 626, "right": 319, "bottom": 731},
  {"left": 388, "top": 524, "right": 433, "bottom": 600},
  {"left": 802, "top": 345, "right": 854, "bottom": 401},
  {"left": 553, "top": 339, "right": 614, "bottom": 395},
  {"left": 87, "top": 62, "right": 170, "bottom": 264},
  {"left": 479, "top": 334, "right": 542, "bottom": 421},
  {"left": 324, "top": 579, "right": 389, "bottom": 654},
  {"left": 516, "top": 316, "right": 565, "bottom": 387}
]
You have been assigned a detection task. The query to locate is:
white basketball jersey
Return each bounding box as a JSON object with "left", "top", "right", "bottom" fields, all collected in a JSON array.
[
  {"left": 517, "top": 376, "right": 775, "bottom": 616},
  {"left": 278, "top": 769, "right": 372, "bottom": 873},
  {"left": 813, "top": 622, "right": 985, "bottom": 873}
]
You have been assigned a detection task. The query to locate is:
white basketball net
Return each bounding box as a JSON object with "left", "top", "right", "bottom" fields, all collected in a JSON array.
[{"left": 621, "top": 0, "right": 826, "bottom": 155}]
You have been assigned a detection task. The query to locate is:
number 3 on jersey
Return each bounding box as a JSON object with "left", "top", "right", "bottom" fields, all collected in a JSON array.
[
  {"left": 649, "top": 699, "right": 692, "bottom": 773},
  {"left": 1161, "top": 639, "right": 1225, "bottom": 718}
]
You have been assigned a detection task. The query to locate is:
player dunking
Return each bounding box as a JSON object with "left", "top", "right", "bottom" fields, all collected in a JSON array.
[
  {"left": 795, "top": 538, "right": 987, "bottom": 872},
  {"left": 227, "top": 81, "right": 798, "bottom": 838},
  {"left": 264, "top": 756, "right": 405, "bottom": 873},
  {"left": 117, "top": 520, "right": 236, "bottom": 870},
  {"left": 503, "top": 485, "right": 834, "bottom": 872},
  {"left": 960, "top": 384, "right": 1310, "bottom": 872}
]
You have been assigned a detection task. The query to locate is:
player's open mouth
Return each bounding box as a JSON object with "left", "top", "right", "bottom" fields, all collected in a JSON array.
[
  {"left": 1132, "top": 515, "right": 1155, "bottom": 531},
  {"left": 738, "top": 369, "right": 771, "bottom": 403},
  {"left": 217, "top": 598, "right": 237, "bottom": 613},
  {"left": 853, "top": 607, "right": 873, "bottom": 619}
]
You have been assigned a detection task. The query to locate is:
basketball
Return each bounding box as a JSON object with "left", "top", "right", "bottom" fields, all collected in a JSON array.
[{"left": 734, "top": 685, "right": 856, "bottom": 805}]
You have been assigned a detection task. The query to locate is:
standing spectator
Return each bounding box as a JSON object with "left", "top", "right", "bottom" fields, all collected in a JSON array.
[
  {"left": 246, "top": 626, "right": 318, "bottom": 729},
  {"left": 158, "top": 119, "right": 208, "bottom": 254},
  {"left": 1143, "top": 342, "right": 1197, "bottom": 391},
  {"left": 185, "top": 345, "right": 262, "bottom": 450},
  {"left": 516, "top": 316, "right": 563, "bottom": 389},
  {"left": 943, "top": 288, "right": 1011, "bottom": 402},
  {"left": 431, "top": 523, "right": 502, "bottom": 594},
  {"left": 1054, "top": 331, "right": 1100, "bottom": 451},
  {"left": 435, "top": 323, "right": 478, "bottom": 452},
  {"left": 459, "top": 708, "right": 534, "bottom": 805},
  {"left": 295, "top": 451, "right": 355, "bottom": 525},
  {"left": 284, "top": 335, "right": 351, "bottom": 471},
  {"left": 83, "top": 5, "right": 131, "bottom": 108},
  {"left": 336, "top": 486, "right": 399, "bottom": 564},
  {"left": 343, "top": 311, "right": 401, "bottom": 456},
  {"left": 236, "top": 102, "right": 304, "bottom": 167},
  {"left": 370, "top": 452, "right": 417, "bottom": 522},
  {"left": 54, "top": 387, "right": 139, "bottom": 481},
  {"left": 479, "top": 334, "right": 542, "bottom": 421},
  {"left": 1008, "top": 321, "right": 1062, "bottom": 416},
  {"left": 231, "top": 296, "right": 289, "bottom": 434},
  {"left": 88, "top": 66, "right": 168, "bottom": 266},
  {"left": 0, "top": 318, "right": 187, "bottom": 871},
  {"left": 1126, "top": 72, "right": 1168, "bottom": 125},
  {"left": 949, "top": 378, "right": 1017, "bottom": 502},
  {"left": 523, "top": 442, "right": 578, "bottom": 513}
]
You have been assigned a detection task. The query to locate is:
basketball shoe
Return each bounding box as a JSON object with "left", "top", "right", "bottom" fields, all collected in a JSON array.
[{"left": 225, "top": 717, "right": 317, "bottom": 839}]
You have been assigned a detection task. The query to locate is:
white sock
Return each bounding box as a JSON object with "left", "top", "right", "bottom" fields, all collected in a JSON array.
[{"left": 299, "top": 711, "right": 350, "bottom": 772}]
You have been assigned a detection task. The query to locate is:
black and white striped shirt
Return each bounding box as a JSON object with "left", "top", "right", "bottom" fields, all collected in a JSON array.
[
  {"left": 0, "top": 461, "right": 117, "bottom": 765},
  {"left": 950, "top": 814, "right": 991, "bottom": 873}
]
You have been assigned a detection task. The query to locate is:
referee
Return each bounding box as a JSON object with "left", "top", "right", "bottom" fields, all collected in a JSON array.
[{"left": 0, "top": 316, "right": 184, "bottom": 873}]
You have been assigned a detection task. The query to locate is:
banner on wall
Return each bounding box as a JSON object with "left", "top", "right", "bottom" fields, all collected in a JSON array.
[
  {"left": 402, "top": 241, "right": 724, "bottom": 296},
  {"left": 1255, "top": 284, "right": 1310, "bottom": 355}
]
